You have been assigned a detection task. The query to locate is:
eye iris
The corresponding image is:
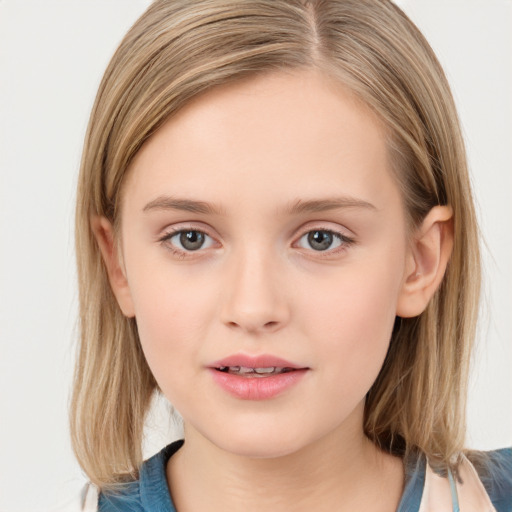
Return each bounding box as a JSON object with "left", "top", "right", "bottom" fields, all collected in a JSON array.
[
  {"left": 308, "top": 230, "right": 333, "bottom": 251},
  {"left": 179, "top": 231, "right": 205, "bottom": 250}
]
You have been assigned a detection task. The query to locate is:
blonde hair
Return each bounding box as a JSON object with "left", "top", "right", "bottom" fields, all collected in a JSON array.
[{"left": 71, "top": 0, "right": 480, "bottom": 488}]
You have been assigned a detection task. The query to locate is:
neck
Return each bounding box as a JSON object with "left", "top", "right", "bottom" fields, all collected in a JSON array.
[{"left": 167, "top": 409, "right": 404, "bottom": 512}]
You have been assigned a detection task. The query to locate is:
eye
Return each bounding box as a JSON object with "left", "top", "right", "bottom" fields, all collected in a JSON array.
[
  {"left": 296, "top": 230, "right": 350, "bottom": 252},
  {"left": 164, "top": 229, "right": 215, "bottom": 252}
]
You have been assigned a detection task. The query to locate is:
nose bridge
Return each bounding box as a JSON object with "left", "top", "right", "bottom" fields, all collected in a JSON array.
[{"left": 220, "top": 240, "right": 289, "bottom": 333}]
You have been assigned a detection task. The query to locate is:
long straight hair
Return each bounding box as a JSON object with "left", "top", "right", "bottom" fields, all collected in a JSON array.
[{"left": 71, "top": 0, "right": 480, "bottom": 489}]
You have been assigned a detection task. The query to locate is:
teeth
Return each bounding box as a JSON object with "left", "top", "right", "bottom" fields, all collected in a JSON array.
[
  {"left": 217, "top": 366, "right": 293, "bottom": 376},
  {"left": 254, "top": 367, "right": 276, "bottom": 374}
]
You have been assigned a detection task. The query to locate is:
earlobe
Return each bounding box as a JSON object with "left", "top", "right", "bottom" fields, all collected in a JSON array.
[
  {"left": 91, "top": 216, "right": 136, "bottom": 318},
  {"left": 396, "top": 206, "right": 454, "bottom": 318}
]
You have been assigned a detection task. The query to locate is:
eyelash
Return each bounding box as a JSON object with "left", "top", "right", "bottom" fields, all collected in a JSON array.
[
  {"left": 158, "top": 226, "right": 355, "bottom": 258},
  {"left": 158, "top": 227, "right": 216, "bottom": 259},
  {"left": 295, "top": 229, "right": 355, "bottom": 256}
]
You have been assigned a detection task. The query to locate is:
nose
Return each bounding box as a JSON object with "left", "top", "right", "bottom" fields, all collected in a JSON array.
[{"left": 220, "top": 246, "right": 290, "bottom": 334}]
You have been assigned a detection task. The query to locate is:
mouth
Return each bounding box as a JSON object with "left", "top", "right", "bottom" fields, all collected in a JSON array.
[
  {"left": 208, "top": 354, "right": 308, "bottom": 400},
  {"left": 216, "top": 366, "right": 297, "bottom": 377},
  {"left": 210, "top": 354, "right": 307, "bottom": 375}
]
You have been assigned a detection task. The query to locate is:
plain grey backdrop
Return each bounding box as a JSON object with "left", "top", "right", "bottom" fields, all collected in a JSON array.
[{"left": 0, "top": 1, "right": 511, "bottom": 511}]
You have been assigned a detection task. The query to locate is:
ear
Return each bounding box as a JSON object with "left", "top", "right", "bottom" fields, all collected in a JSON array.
[
  {"left": 396, "top": 206, "right": 454, "bottom": 318},
  {"left": 91, "top": 216, "right": 136, "bottom": 318}
]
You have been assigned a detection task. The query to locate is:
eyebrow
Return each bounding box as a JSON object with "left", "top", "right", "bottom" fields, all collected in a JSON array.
[
  {"left": 143, "top": 196, "right": 224, "bottom": 215},
  {"left": 142, "top": 195, "right": 377, "bottom": 215},
  {"left": 287, "top": 197, "right": 377, "bottom": 214}
]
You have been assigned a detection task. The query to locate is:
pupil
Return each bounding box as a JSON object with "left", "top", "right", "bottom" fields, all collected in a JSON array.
[
  {"left": 180, "top": 231, "right": 204, "bottom": 250},
  {"left": 308, "top": 231, "right": 332, "bottom": 251}
]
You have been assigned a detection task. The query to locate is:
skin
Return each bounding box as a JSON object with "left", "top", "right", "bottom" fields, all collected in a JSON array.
[{"left": 94, "top": 69, "right": 453, "bottom": 511}]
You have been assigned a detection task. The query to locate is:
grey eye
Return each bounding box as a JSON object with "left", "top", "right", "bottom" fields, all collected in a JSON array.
[
  {"left": 298, "top": 230, "right": 343, "bottom": 251},
  {"left": 170, "top": 230, "right": 214, "bottom": 251}
]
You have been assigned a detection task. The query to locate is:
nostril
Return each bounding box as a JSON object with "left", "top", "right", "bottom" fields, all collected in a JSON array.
[{"left": 225, "top": 319, "right": 280, "bottom": 332}]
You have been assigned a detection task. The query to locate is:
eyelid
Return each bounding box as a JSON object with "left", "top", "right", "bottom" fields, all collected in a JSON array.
[
  {"left": 294, "top": 221, "right": 355, "bottom": 240},
  {"left": 157, "top": 221, "right": 217, "bottom": 240}
]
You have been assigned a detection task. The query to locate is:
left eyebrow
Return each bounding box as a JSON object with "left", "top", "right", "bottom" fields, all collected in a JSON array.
[{"left": 286, "top": 197, "right": 378, "bottom": 214}]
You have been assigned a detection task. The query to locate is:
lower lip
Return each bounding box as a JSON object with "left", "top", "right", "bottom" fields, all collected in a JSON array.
[{"left": 209, "top": 369, "right": 308, "bottom": 400}]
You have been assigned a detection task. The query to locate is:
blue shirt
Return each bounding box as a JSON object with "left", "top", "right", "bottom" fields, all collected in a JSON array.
[{"left": 98, "top": 441, "right": 512, "bottom": 511}]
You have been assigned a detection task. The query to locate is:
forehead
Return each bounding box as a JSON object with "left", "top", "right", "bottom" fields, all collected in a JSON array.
[{"left": 123, "top": 69, "right": 399, "bottom": 215}]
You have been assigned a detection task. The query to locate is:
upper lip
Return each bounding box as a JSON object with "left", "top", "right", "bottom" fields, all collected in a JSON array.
[{"left": 209, "top": 353, "right": 307, "bottom": 370}]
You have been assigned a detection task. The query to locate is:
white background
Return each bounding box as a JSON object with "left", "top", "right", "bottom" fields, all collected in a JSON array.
[{"left": 0, "top": 1, "right": 510, "bottom": 511}]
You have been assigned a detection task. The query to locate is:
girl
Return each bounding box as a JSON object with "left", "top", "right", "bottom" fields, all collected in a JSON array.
[{"left": 72, "top": 1, "right": 512, "bottom": 510}]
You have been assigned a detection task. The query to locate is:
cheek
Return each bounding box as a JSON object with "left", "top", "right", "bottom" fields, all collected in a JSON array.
[
  {"left": 127, "top": 268, "right": 218, "bottom": 375},
  {"left": 301, "top": 255, "right": 404, "bottom": 383}
]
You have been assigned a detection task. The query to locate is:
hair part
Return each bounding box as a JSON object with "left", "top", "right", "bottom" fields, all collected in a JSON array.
[{"left": 71, "top": 0, "right": 480, "bottom": 489}]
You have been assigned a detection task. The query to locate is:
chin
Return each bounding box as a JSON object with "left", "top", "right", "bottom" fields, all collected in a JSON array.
[
  {"left": 219, "top": 437, "right": 306, "bottom": 460},
  {"left": 199, "top": 419, "right": 325, "bottom": 461}
]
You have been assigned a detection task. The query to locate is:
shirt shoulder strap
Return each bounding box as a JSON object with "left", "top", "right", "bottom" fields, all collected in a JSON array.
[
  {"left": 82, "top": 482, "right": 99, "bottom": 512},
  {"left": 419, "top": 456, "right": 496, "bottom": 512}
]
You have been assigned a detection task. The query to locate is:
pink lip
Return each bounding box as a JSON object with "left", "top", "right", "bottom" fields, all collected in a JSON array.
[
  {"left": 210, "top": 353, "right": 303, "bottom": 369},
  {"left": 208, "top": 353, "right": 309, "bottom": 401}
]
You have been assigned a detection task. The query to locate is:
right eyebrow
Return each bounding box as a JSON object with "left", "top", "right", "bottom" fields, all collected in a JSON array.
[{"left": 142, "top": 196, "right": 224, "bottom": 215}]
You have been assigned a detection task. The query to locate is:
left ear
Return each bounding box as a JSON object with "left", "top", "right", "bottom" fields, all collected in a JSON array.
[{"left": 396, "top": 205, "right": 454, "bottom": 318}]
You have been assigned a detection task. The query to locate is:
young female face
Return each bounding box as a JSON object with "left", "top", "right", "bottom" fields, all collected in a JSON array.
[{"left": 102, "top": 69, "right": 439, "bottom": 459}]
